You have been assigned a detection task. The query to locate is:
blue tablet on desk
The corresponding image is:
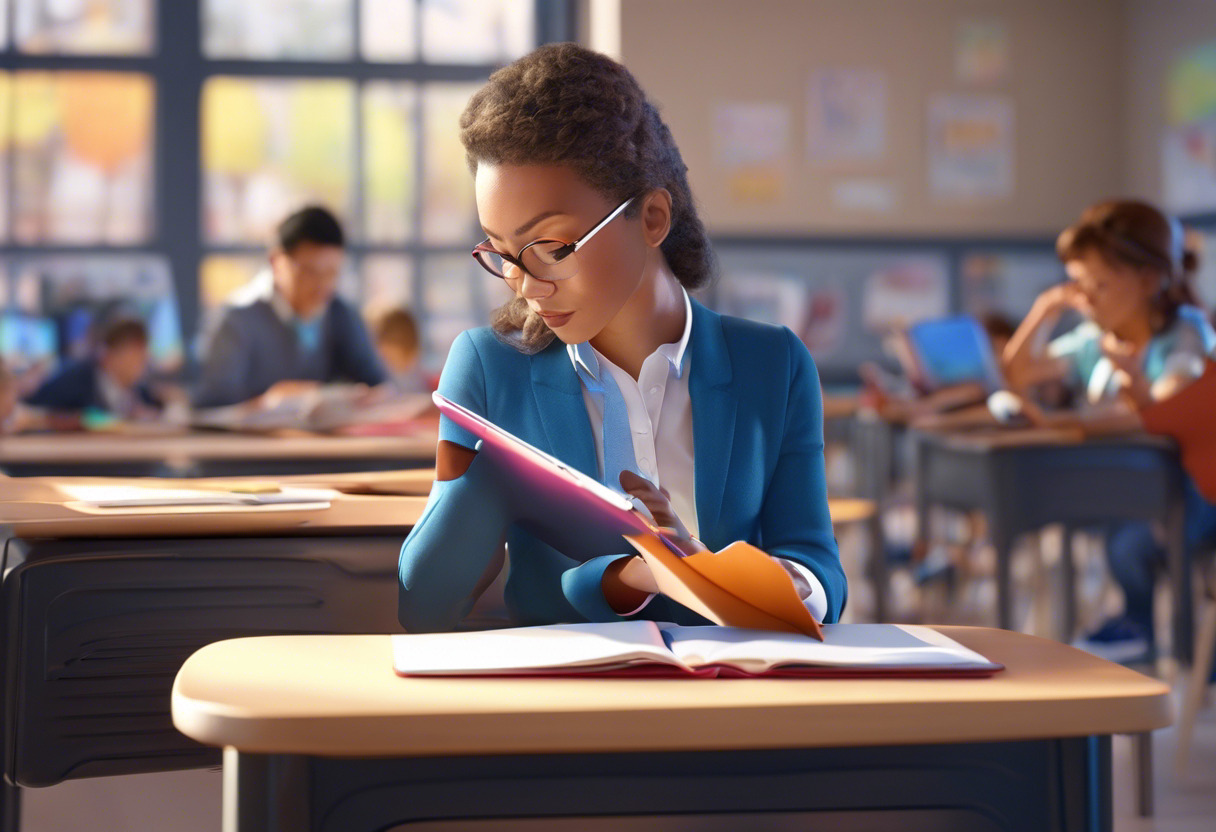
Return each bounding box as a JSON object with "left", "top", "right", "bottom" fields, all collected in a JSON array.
[{"left": 906, "top": 315, "right": 1003, "bottom": 391}]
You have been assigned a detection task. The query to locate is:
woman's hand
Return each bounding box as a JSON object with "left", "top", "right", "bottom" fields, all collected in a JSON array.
[{"left": 618, "top": 470, "right": 708, "bottom": 557}]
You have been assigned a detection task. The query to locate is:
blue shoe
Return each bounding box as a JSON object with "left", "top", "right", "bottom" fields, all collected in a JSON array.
[{"left": 1073, "top": 617, "right": 1155, "bottom": 665}]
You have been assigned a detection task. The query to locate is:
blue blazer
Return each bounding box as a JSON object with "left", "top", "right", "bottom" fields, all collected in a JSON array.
[{"left": 398, "top": 299, "right": 846, "bottom": 632}]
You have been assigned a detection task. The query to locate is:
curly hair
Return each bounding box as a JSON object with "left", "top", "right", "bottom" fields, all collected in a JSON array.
[
  {"left": 460, "top": 42, "right": 715, "bottom": 351},
  {"left": 1057, "top": 199, "right": 1201, "bottom": 332}
]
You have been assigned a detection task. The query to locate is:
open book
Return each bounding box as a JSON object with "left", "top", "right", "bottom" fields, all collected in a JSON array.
[
  {"left": 193, "top": 387, "right": 432, "bottom": 433},
  {"left": 56, "top": 483, "right": 336, "bottom": 511},
  {"left": 392, "top": 621, "right": 1002, "bottom": 679}
]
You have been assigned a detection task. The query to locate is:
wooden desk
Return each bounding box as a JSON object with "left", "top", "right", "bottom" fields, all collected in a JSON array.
[
  {"left": 173, "top": 627, "right": 1169, "bottom": 832},
  {"left": 0, "top": 481, "right": 428, "bottom": 832},
  {"left": 0, "top": 429, "right": 438, "bottom": 478},
  {"left": 912, "top": 428, "right": 1190, "bottom": 658}
]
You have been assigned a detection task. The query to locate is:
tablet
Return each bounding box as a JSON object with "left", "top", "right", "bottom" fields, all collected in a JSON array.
[
  {"left": 905, "top": 315, "right": 1003, "bottom": 391},
  {"left": 432, "top": 392, "right": 679, "bottom": 561}
]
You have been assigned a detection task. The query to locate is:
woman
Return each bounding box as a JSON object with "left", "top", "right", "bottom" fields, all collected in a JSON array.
[{"left": 397, "top": 44, "right": 845, "bottom": 633}]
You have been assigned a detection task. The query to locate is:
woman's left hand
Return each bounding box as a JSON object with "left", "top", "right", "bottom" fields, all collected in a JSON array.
[{"left": 618, "top": 470, "right": 708, "bottom": 557}]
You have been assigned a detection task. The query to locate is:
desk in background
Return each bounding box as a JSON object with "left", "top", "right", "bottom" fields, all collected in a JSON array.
[
  {"left": 172, "top": 627, "right": 1170, "bottom": 832},
  {"left": 0, "top": 429, "right": 438, "bottom": 478},
  {"left": 912, "top": 428, "right": 1190, "bottom": 660},
  {"left": 0, "top": 475, "right": 429, "bottom": 832}
]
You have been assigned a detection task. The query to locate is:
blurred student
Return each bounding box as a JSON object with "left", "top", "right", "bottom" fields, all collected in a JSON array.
[
  {"left": 0, "top": 359, "right": 43, "bottom": 433},
  {"left": 372, "top": 307, "right": 431, "bottom": 395},
  {"left": 1002, "top": 199, "right": 1216, "bottom": 662},
  {"left": 24, "top": 317, "right": 162, "bottom": 421},
  {"left": 194, "top": 206, "right": 386, "bottom": 408},
  {"left": 860, "top": 312, "right": 1016, "bottom": 423}
]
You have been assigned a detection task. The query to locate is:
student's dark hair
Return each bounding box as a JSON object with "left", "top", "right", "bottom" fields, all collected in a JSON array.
[
  {"left": 1056, "top": 199, "right": 1201, "bottom": 331},
  {"left": 460, "top": 42, "right": 715, "bottom": 351},
  {"left": 99, "top": 317, "right": 149, "bottom": 351},
  {"left": 979, "top": 312, "right": 1016, "bottom": 342},
  {"left": 277, "top": 205, "right": 345, "bottom": 252}
]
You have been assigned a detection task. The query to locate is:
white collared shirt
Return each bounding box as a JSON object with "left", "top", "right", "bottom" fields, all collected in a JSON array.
[{"left": 567, "top": 289, "right": 827, "bottom": 622}]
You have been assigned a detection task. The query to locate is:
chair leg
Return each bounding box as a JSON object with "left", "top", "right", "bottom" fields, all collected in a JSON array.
[
  {"left": 1175, "top": 597, "right": 1216, "bottom": 776},
  {"left": 1134, "top": 732, "right": 1154, "bottom": 817}
]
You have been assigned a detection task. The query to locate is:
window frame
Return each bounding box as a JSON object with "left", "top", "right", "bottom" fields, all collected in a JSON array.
[{"left": 0, "top": 0, "right": 576, "bottom": 371}]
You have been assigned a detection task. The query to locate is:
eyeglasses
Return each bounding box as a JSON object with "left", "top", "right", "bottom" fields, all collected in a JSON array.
[{"left": 471, "top": 197, "right": 635, "bottom": 282}]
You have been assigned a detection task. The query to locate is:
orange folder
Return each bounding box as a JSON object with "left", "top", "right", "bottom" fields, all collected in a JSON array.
[
  {"left": 625, "top": 533, "right": 825, "bottom": 640},
  {"left": 1140, "top": 358, "right": 1216, "bottom": 504}
]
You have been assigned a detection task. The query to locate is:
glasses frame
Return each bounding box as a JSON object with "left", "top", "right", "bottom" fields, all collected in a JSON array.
[{"left": 471, "top": 196, "right": 636, "bottom": 281}]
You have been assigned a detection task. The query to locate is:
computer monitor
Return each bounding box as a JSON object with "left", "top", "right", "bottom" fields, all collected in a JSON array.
[
  {"left": 0, "top": 313, "right": 59, "bottom": 373},
  {"left": 905, "top": 315, "right": 1004, "bottom": 392}
]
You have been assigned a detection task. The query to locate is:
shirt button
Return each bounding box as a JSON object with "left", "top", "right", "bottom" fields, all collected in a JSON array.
[
  {"left": 635, "top": 425, "right": 649, "bottom": 435},
  {"left": 649, "top": 386, "right": 661, "bottom": 395},
  {"left": 639, "top": 458, "right": 651, "bottom": 472}
]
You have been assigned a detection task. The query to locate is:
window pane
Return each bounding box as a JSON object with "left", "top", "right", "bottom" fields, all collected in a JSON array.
[
  {"left": 202, "top": 77, "right": 355, "bottom": 244},
  {"left": 362, "top": 254, "right": 414, "bottom": 315},
  {"left": 15, "top": 0, "right": 154, "bottom": 55},
  {"left": 203, "top": 0, "right": 354, "bottom": 60},
  {"left": 421, "top": 0, "right": 533, "bottom": 64},
  {"left": 9, "top": 254, "right": 182, "bottom": 372},
  {"left": 0, "top": 73, "right": 10, "bottom": 242},
  {"left": 422, "top": 83, "right": 478, "bottom": 244},
  {"left": 419, "top": 252, "right": 493, "bottom": 368},
  {"left": 12, "top": 72, "right": 155, "bottom": 244},
  {"left": 363, "top": 82, "right": 416, "bottom": 244},
  {"left": 361, "top": 0, "right": 416, "bottom": 62},
  {"left": 0, "top": 0, "right": 9, "bottom": 48}
]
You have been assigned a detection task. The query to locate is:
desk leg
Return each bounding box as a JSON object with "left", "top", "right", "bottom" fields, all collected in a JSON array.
[
  {"left": 992, "top": 523, "right": 1016, "bottom": 631},
  {"left": 1166, "top": 503, "right": 1193, "bottom": 665},
  {"left": 1133, "top": 732, "right": 1154, "bottom": 817},
  {"left": 868, "top": 514, "right": 888, "bottom": 622},
  {"left": 1060, "top": 525, "right": 1077, "bottom": 642},
  {"left": 1, "top": 779, "right": 19, "bottom": 832},
  {"left": 223, "top": 749, "right": 310, "bottom": 832}
]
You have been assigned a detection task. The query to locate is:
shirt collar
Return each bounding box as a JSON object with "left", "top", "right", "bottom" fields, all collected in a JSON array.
[{"left": 566, "top": 288, "right": 693, "bottom": 380}]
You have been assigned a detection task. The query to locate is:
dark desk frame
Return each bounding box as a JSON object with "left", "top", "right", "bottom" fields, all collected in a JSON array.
[
  {"left": 0, "top": 533, "right": 408, "bottom": 832},
  {"left": 912, "top": 432, "right": 1190, "bottom": 661},
  {"left": 224, "top": 737, "right": 1113, "bottom": 832}
]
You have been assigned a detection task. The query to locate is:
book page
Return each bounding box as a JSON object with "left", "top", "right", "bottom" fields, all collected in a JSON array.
[
  {"left": 392, "top": 621, "right": 687, "bottom": 675},
  {"left": 662, "top": 624, "right": 999, "bottom": 673}
]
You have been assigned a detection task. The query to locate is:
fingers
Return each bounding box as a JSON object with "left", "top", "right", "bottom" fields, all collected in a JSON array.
[{"left": 619, "top": 470, "right": 679, "bottom": 528}]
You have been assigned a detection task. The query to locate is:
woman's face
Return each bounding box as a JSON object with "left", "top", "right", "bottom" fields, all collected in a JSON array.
[
  {"left": 1065, "top": 249, "right": 1157, "bottom": 334},
  {"left": 474, "top": 163, "right": 651, "bottom": 346}
]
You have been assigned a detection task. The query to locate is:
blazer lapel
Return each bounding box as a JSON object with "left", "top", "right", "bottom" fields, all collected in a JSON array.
[
  {"left": 529, "top": 342, "right": 599, "bottom": 479},
  {"left": 688, "top": 301, "right": 737, "bottom": 541}
]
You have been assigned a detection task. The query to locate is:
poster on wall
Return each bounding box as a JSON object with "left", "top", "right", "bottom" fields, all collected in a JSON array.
[
  {"left": 960, "top": 250, "right": 1063, "bottom": 322},
  {"left": 955, "top": 20, "right": 1009, "bottom": 86},
  {"left": 713, "top": 101, "right": 792, "bottom": 205},
  {"left": 927, "top": 93, "right": 1014, "bottom": 201},
  {"left": 713, "top": 247, "right": 951, "bottom": 383},
  {"left": 1162, "top": 41, "right": 1216, "bottom": 215},
  {"left": 861, "top": 259, "right": 950, "bottom": 332},
  {"left": 806, "top": 68, "right": 886, "bottom": 164}
]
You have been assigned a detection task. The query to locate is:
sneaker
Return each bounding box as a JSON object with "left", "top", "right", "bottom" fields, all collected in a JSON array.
[{"left": 1072, "top": 616, "right": 1155, "bottom": 665}]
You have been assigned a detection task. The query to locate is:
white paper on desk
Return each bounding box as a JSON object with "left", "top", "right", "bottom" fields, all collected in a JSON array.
[
  {"left": 392, "top": 621, "right": 684, "bottom": 674},
  {"left": 661, "top": 624, "right": 997, "bottom": 674},
  {"left": 58, "top": 484, "right": 338, "bottom": 509}
]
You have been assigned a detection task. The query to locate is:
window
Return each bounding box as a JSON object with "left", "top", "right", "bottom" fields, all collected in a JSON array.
[{"left": 0, "top": 0, "right": 570, "bottom": 377}]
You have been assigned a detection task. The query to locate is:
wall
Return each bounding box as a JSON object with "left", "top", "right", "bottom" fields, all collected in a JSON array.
[
  {"left": 1122, "top": 0, "right": 1216, "bottom": 213},
  {"left": 614, "top": 0, "right": 1127, "bottom": 238}
]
